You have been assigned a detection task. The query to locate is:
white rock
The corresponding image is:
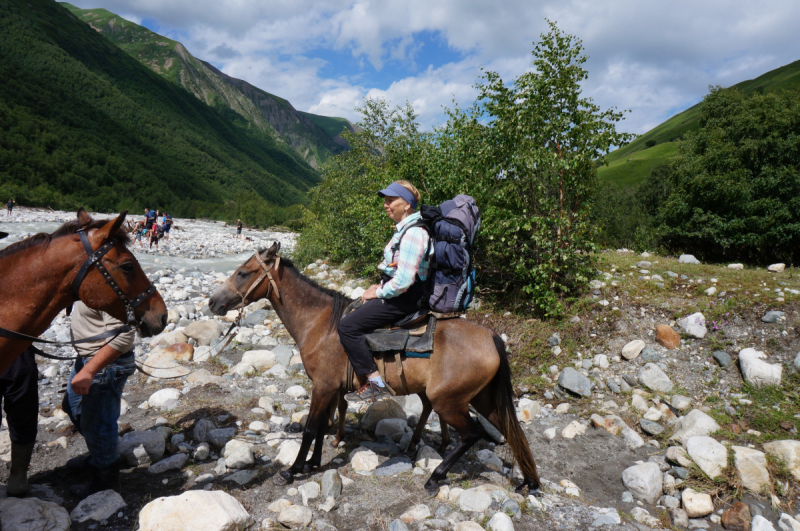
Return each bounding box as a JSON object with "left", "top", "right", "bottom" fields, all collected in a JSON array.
[
  {"left": 753, "top": 515, "right": 778, "bottom": 531},
  {"left": 763, "top": 440, "right": 800, "bottom": 481},
  {"left": 643, "top": 407, "right": 663, "bottom": 421},
  {"left": 276, "top": 440, "right": 303, "bottom": 467},
  {"left": 622, "top": 428, "right": 645, "bottom": 449},
  {"left": 400, "top": 394, "right": 424, "bottom": 417},
  {"left": 686, "top": 436, "right": 727, "bottom": 478},
  {"left": 779, "top": 514, "right": 800, "bottom": 531},
  {"left": 148, "top": 388, "right": 181, "bottom": 408},
  {"left": 670, "top": 409, "right": 721, "bottom": 445},
  {"left": 414, "top": 445, "right": 443, "bottom": 472},
  {"left": 224, "top": 442, "right": 255, "bottom": 470},
  {"left": 705, "top": 287, "right": 717, "bottom": 296},
  {"left": 728, "top": 264, "right": 744, "bottom": 270},
  {"left": 621, "top": 462, "right": 662, "bottom": 504},
  {"left": 487, "top": 511, "right": 515, "bottom": 531},
  {"left": 681, "top": 488, "right": 714, "bottom": 518},
  {"left": 298, "top": 482, "right": 320, "bottom": 506},
  {"left": 631, "top": 394, "right": 649, "bottom": 414},
  {"left": 268, "top": 499, "right": 292, "bottom": 513},
  {"left": 593, "top": 354, "right": 610, "bottom": 369},
  {"left": 677, "top": 312, "right": 707, "bottom": 339},
  {"left": 630, "top": 507, "right": 660, "bottom": 526},
  {"left": 739, "top": 348, "right": 782, "bottom": 388},
  {"left": 621, "top": 340, "right": 646, "bottom": 360},
  {"left": 241, "top": 350, "right": 276, "bottom": 371},
  {"left": 138, "top": 489, "right": 255, "bottom": 531},
  {"left": 638, "top": 363, "right": 673, "bottom": 392},
  {"left": 350, "top": 447, "right": 380, "bottom": 472},
  {"left": 476, "top": 449, "right": 503, "bottom": 472},
  {"left": 285, "top": 385, "right": 308, "bottom": 399},
  {"left": 561, "top": 420, "right": 586, "bottom": 439},
  {"left": 679, "top": 254, "right": 701, "bottom": 264},
  {"left": 666, "top": 446, "right": 694, "bottom": 467},
  {"left": 248, "top": 421, "right": 269, "bottom": 434},
  {"left": 768, "top": 263, "right": 786, "bottom": 273},
  {"left": 544, "top": 427, "right": 557, "bottom": 440},
  {"left": 459, "top": 487, "right": 493, "bottom": 513},
  {"left": 0, "top": 497, "right": 70, "bottom": 531},
  {"left": 400, "top": 504, "right": 432, "bottom": 523},
  {"left": 231, "top": 362, "right": 255, "bottom": 376},
  {"left": 672, "top": 395, "right": 692, "bottom": 411},
  {"left": 277, "top": 505, "right": 313, "bottom": 528},
  {"left": 732, "top": 446, "right": 770, "bottom": 492},
  {"left": 516, "top": 398, "right": 541, "bottom": 422}
]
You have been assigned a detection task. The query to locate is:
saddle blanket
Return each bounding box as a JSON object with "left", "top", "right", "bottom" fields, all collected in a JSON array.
[{"left": 365, "top": 317, "right": 436, "bottom": 353}]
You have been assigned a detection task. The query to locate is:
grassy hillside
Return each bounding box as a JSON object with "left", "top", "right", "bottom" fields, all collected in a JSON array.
[
  {"left": 61, "top": 3, "right": 348, "bottom": 168},
  {"left": 299, "top": 112, "right": 355, "bottom": 147},
  {"left": 600, "top": 58, "right": 800, "bottom": 186},
  {"left": 0, "top": 0, "right": 319, "bottom": 215}
]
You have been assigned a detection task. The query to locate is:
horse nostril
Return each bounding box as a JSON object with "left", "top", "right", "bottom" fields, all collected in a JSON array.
[{"left": 160, "top": 314, "right": 167, "bottom": 328}]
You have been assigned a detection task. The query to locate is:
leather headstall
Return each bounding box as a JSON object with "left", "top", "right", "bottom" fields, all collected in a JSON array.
[{"left": 226, "top": 252, "right": 281, "bottom": 308}]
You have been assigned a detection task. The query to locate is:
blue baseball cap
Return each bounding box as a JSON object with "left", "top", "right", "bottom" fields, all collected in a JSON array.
[{"left": 377, "top": 182, "right": 417, "bottom": 210}]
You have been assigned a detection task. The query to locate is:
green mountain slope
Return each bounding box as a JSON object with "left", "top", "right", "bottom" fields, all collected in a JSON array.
[
  {"left": 61, "top": 3, "right": 354, "bottom": 169},
  {"left": 600, "top": 59, "right": 800, "bottom": 186},
  {"left": 0, "top": 0, "right": 319, "bottom": 215}
]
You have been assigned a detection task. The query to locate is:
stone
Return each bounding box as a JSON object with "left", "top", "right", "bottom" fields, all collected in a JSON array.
[
  {"left": 248, "top": 421, "right": 269, "bottom": 434},
  {"left": 762, "top": 311, "right": 785, "bottom": 324},
  {"left": 795, "top": 352, "right": 800, "bottom": 372},
  {"left": 677, "top": 312, "right": 707, "bottom": 339},
  {"left": 390, "top": 519, "right": 410, "bottom": 531},
  {"left": 160, "top": 343, "right": 195, "bottom": 361},
  {"left": 752, "top": 515, "right": 777, "bottom": 531},
  {"left": 622, "top": 340, "right": 646, "bottom": 360},
  {"left": 415, "top": 445, "right": 443, "bottom": 472},
  {"left": 591, "top": 508, "right": 621, "bottom": 526},
  {"left": 622, "top": 428, "right": 645, "bottom": 449},
  {"left": 593, "top": 354, "right": 610, "bottom": 369},
  {"left": 400, "top": 505, "right": 431, "bottom": 523},
  {"left": 148, "top": 388, "right": 181, "bottom": 408},
  {"left": 682, "top": 488, "right": 714, "bottom": 518},
  {"left": 194, "top": 443, "right": 210, "bottom": 461},
  {"left": 231, "top": 362, "right": 255, "bottom": 376},
  {"left": 184, "top": 320, "right": 223, "bottom": 346},
  {"left": 631, "top": 507, "right": 660, "bottom": 527},
  {"left": 739, "top": 348, "right": 782, "bottom": 388},
  {"left": 643, "top": 406, "right": 663, "bottom": 421},
  {"left": 69, "top": 489, "right": 127, "bottom": 522},
  {"left": 640, "top": 419, "right": 665, "bottom": 436},
  {"left": 139, "top": 490, "right": 256, "bottom": 531},
  {"left": 241, "top": 350, "right": 277, "bottom": 371},
  {"left": 272, "top": 345, "right": 294, "bottom": 366},
  {"left": 732, "top": 446, "right": 770, "bottom": 492},
  {"left": 268, "top": 499, "right": 293, "bottom": 512},
  {"left": 208, "top": 428, "right": 237, "bottom": 448},
  {"left": 476, "top": 449, "right": 503, "bottom": 472},
  {"left": 224, "top": 442, "right": 255, "bottom": 469},
  {"left": 118, "top": 430, "right": 166, "bottom": 465},
  {"left": 321, "top": 469, "right": 343, "bottom": 499},
  {"left": 638, "top": 363, "right": 673, "bottom": 392},
  {"left": 276, "top": 440, "right": 303, "bottom": 466},
  {"left": 516, "top": 398, "right": 541, "bottom": 422},
  {"left": 142, "top": 350, "right": 192, "bottom": 379},
  {"left": 711, "top": 351, "right": 732, "bottom": 367},
  {"left": 631, "top": 394, "right": 649, "bottom": 413},
  {"left": 722, "top": 502, "right": 751, "bottom": 531},
  {"left": 557, "top": 367, "right": 594, "bottom": 397},
  {"left": 285, "top": 385, "right": 308, "bottom": 399},
  {"left": 487, "top": 512, "right": 515, "bottom": 531},
  {"left": 763, "top": 440, "right": 800, "bottom": 481},
  {"left": 666, "top": 446, "right": 693, "bottom": 467},
  {"left": 679, "top": 254, "right": 701, "bottom": 264},
  {"left": 672, "top": 395, "right": 692, "bottom": 411},
  {"left": 149, "top": 453, "right": 188, "bottom": 474},
  {"left": 298, "top": 482, "right": 320, "bottom": 505},
  {"left": 0, "top": 497, "right": 70, "bottom": 531},
  {"left": 187, "top": 369, "right": 225, "bottom": 386},
  {"left": 225, "top": 470, "right": 258, "bottom": 486},
  {"left": 670, "top": 409, "right": 721, "bottom": 445},
  {"left": 621, "top": 462, "right": 662, "bottom": 504},
  {"left": 375, "top": 456, "right": 413, "bottom": 476},
  {"left": 686, "top": 436, "right": 727, "bottom": 478},
  {"left": 562, "top": 420, "right": 586, "bottom": 439},
  {"left": 350, "top": 447, "right": 380, "bottom": 472},
  {"left": 243, "top": 309, "right": 269, "bottom": 326},
  {"left": 361, "top": 399, "right": 407, "bottom": 431},
  {"left": 779, "top": 514, "right": 800, "bottom": 531},
  {"left": 459, "top": 488, "right": 493, "bottom": 513},
  {"left": 671, "top": 508, "right": 690, "bottom": 528},
  {"left": 768, "top": 263, "right": 786, "bottom": 273},
  {"left": 591, "top": 414, "right": 628, "bottom": 436},
  {"left": 278, "top": 505, "right": 313, "bottom": 528},
  {"left": 640, "top": 348, "right": 661, "bottom": 363},
  {"left": 376, "top": 418, "right": 409, "bottom": 438},
  {"left": 192, "top": 418, "right": 216, "bottom": 443},
  {"left": 150, "top": 329, "right": 189, "bottom": 349},
  {"left": 656, "top": 325, "right": 681, "bottom": 349},
  {"left": 705, "top": 287, "right": 717, "bottom": 296},
  {"left": 258, "top": 396, "right": 275, "bottom": 411}
]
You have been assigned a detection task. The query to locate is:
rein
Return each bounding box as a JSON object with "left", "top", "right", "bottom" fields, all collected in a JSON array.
[{"left": 225, "top": 253, "right": 281, "bottom": 308}]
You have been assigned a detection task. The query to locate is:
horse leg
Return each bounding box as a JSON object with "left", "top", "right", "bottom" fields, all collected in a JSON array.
[
  {"left": 329, "top": 393, "right": 347, "bottom": 448},
  {"left": 303, "top": 416, "right": 328, "bottom": 473},
  {"left": 274, "top": 387, "right": 336, "bottom": 485},
  {"left": 422, "top": 405, "right": 484, "bottom": 495},
  {"left": 407, "top": 394, "right": 450, "bottom": 454}
]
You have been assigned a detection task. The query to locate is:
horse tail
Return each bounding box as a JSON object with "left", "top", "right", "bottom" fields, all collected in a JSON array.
[{"left": 491, "top": 334, "right": 540, "bottom": 489}]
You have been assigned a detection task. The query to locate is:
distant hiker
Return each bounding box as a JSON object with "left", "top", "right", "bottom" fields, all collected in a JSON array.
[
  {"left": 133, "top": 221, "right": 146, "bottom": 249},
  {"left": 63, "top": 302, "right": 135, "bottom": 499},
  {"left": 6, "top": 199, "right": 14, "bottom": 216},
  {"left": 235, "top": 219, "right": 243, "bottom": 240},
  {"left": 149, "top": 222, "right": 160, "bottom": 249},
  {"left": 0, "top": 347, "right": 38, "bottom": 496},
  {"left": 143, "top": 208, "right": 156, "bottom": 237},
  {"left": 338, "top": 180, "right": 432, "bottom": 402},
  {"left": 163, "top": 213, "right": 173, "bottom": 241}
]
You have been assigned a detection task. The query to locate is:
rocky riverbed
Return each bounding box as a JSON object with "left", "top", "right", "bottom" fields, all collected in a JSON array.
[{"left": 1, "top": 208, "right": 799, "bottom": 531}]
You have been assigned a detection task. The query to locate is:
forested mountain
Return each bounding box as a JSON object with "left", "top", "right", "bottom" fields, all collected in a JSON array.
[
  {"left": 61, "top": 3, "right": 354, "bottom": 169},
  {"left": 0, "top": 0, "right": 320, "bottom": 216}
]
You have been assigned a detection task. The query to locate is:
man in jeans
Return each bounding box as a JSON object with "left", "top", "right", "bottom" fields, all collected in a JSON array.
[
  {"left": 0, "top": 347, "right": 38, "bottom": 496},
  {"left": 63, "top": 301, "right": 135, "bottom": 499}
]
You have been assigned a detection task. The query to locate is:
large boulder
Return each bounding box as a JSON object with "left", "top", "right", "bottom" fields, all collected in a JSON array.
[
  {"left": 677, "top": 312, "right": 707, "bottom": 339},
  {"left": 686, "top": 436, "right": 727, "bottom": 478},
  {"left": 763, "top": 440, "right": 800, "bottom": 481},
  {"left": 739, "top": 348, "right": 782, "bottom": 388},
  {"left": 0, "top": 497, "right": 71, "bottom": 531},
  {"left": 669, "top": 409, "right": 720, "bottom": 445},
  {"left": 361, "top": 399, "right": 407, "bottom": 432},
  {"left": 621, "top": 462, "right": 662, "bottom": 504},
  {"left": 184, "top": 321, "right": 223, "bottom": 346},
  {"left": 119, "top": 430, "right": 166, "bottom": 465},
  {"left": 150, "top": 329, "right": 189, "bottom": 349},
  {"left": 138, "top": 490, "right": 255, "bottom": 531},
  {"left": 141, "top": 350, "right": 192, "bottom": 380},
  {"left": 637, "top": 363, "right": 673, "bottom": 392},
  {"left": 70, "top": 489, "right": 127, "bottom": 523}
]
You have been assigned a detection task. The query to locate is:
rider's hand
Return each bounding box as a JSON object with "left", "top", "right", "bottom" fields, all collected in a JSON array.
[
  {"left": 362, "top": 285, "right": 379, "bottom": 302},
  {"left": 71, "top": 367, "right": 96, "bottom": 395}
]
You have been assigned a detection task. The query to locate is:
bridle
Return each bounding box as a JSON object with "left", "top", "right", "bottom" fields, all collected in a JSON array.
[{"left": 225, "top": 252, "right": 282, "bottom": 309}]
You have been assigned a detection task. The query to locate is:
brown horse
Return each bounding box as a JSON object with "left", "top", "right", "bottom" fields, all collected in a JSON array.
[
  {"left": 208, "top": 243, "right": 541, "bottom": 494},
  {"left": 0, "top": 209, "right": 167, "bottom": 374}
]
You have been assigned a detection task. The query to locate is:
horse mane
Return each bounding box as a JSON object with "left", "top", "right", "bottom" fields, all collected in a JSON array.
[
  {"left": 0, "top": 218, "right": 131, "bottom": 259},
  {"left": 278, "top": 255, "right": 353, "bottom": 332}
]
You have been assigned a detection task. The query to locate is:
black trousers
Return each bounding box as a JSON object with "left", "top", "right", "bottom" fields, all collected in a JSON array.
[
  {"left": 338, "top": 282, "right": 425, "bottom": 376},
  {"left": 0, "top": 348, "right": 39, "bottom": 444}
]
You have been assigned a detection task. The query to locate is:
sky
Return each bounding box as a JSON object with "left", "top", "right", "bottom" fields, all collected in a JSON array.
[{"left": 67, "top": 0, "right": 800, "bottom": 135}]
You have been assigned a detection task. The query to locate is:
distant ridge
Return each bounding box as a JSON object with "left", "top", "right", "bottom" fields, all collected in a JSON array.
[
  {"left": 600, "top": 58, "right": 800, "bottom": 186},
  {"left": 61, "top": 3, "right": 355, "bottom": 169}
]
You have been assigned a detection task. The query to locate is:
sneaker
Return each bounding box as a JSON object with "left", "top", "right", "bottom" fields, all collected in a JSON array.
[{"left": 345, "top": 381, "right": 391, "bottom": 403}]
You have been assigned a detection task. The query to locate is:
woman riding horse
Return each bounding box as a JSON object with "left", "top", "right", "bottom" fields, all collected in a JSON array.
[{"left": 338, "top": 180, "right": 431, "bottom": 402}]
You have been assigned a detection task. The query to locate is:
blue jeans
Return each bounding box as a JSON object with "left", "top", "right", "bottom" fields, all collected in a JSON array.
[{"left": 66, "top": 352, "right": 135, "bottom": 469}]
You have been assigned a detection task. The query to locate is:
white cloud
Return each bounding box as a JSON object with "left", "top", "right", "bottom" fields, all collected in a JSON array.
[{"left": 66, "top": 0, "right": 800, "bottom": 135}]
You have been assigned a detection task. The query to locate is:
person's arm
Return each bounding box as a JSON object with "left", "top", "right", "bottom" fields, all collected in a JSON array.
[
  {"left": 70, "top": 344, "right": 125, "bottom": 395},
  {"left": 375, "top": 228, "right": 428, "bottom": 299}
]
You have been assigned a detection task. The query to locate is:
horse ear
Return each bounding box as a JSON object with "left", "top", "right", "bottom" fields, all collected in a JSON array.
[
  {"left": 77, "top": 208, "right": 92, "bottom": 225},
  {"left": 261, "top": 241, "right": 280, "bottom": 260},
  {"left": 91, "top": 210, "right": 128, "bottom": 244}
]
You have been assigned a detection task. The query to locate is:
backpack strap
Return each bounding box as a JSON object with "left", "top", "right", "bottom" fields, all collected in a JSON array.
[{"left": 390, "top": 220, "right": 430, "bottom": 254}]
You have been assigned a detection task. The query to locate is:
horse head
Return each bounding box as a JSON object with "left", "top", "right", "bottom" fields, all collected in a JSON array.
[
  {"left": 208, "top": 241, "right": 282, "bottom": 315},
  {"left": 72, "top": 208, "right": 167, "bottom": 337}
]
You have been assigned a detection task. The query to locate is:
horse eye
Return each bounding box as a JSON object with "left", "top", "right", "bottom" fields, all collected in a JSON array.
[
  {"left": 238, "top": 271, "right": 249, "bottom": 278},
  {"left": 120, "top": 263, "right": 135, "bottom": 274}
]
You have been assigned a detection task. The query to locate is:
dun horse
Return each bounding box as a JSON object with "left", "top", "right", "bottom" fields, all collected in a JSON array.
[
  {"left": 209, "top": 243, "right": 541, "bottom": 494},
  {"left": 0, "top": 209, "right": 167, "bottom": 374}
]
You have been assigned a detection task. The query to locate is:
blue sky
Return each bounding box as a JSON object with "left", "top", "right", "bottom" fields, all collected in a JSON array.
[{"left": 69, "top": 0, "right": 800, "bottom": 136}]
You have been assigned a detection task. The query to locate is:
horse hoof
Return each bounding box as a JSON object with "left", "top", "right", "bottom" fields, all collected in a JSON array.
[
  {"left": 303, "top": 463, "right": 319, "bottom": 474},
  {"left": 273, "top": 471, "right": 294, "bottom": 486},
  {"left": 330, "top": 438, "right": 340, "bottom": 448}
]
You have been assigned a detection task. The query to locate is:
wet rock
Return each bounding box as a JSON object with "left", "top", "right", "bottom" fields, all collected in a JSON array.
[
  {"left": 739, "top": 348, "right": 782, "bottom": 388},
  {"left": 638, "top": 363, "right": 673, "bottom": 392},
  {"left": 621, "top": 340, "right": 646, "bottom": 360},
  {"left": 670, "top": 409, "right": 721, "bottom": 444},
  {"left": 70, "top": 489, "right": 127, "bottom": 523},
  {"left": 622, "top": 462, "right": 662, "bottom": 504},
  {"left": 138, "top": 490, "right": 254, "bottom": 531},
  {"left": 761, "top": 311, "right": 785, "bottom": 323},
  {"left": 677, "top": 312, "right": 707, "bottom": 339},
  {"left": 679, "top": 254, "right": 701, "bottom": 264},
  {"left": 686, "top": 436, "right": 727, "bottom": 478},
  {"left": 763, "top": 440, "right": 800, "bottom": 481},
  {"left": 712, "top": 351, "right": 731, "bottom": 367},
  {"left": 278, "top": 505, "right": 313, "bottom": 528},
  {"left": 732, "top": 446, "right": 770, "bottom": 492},
  {"left": 682, "top": 488, "right": 714, "bottom": 518},
  {"left": 361, "top": 399, "right": 407, "bottom": 431},
  {"left": 149, "top": 453, "right": 188, "bottom": 474},
  {"left": 459, "top": 488, "right": 492, "bottom": 513},
  {"left": 0, "top": 497, "right": 71, "bottom": 531},
  {"left": 722, "top": 502, "right": 751, "bottom": 531},
  {"left": 183, "top": 321, "right": 222, "bottom": 346},
  {"left": 656, "top": 325, "right": 681, "bottom": 349},
  {"left": 557, "top": 367, "right": 594, "bottom": 397},
  {"left": 119, "top": 430, "right": 166, "bottom": 465}
]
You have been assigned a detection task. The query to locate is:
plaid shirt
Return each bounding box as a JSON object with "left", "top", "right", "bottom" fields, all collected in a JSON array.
[{"left": 376, "top": 212, "right": 431, "bottom": 299}]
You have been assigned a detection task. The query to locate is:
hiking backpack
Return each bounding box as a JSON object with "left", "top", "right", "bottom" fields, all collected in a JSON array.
[{"left": 395, "top": 195, "right": 480, "bottom": 313}]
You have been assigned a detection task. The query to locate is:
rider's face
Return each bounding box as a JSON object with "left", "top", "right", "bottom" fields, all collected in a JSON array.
[{"left": 383, "top": 196, "right": 410, "bottom": 223}]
